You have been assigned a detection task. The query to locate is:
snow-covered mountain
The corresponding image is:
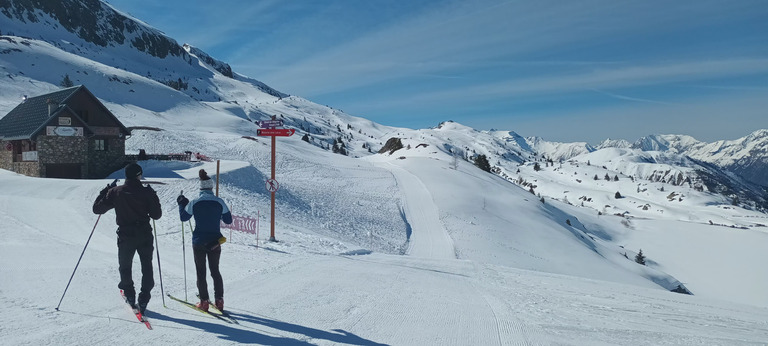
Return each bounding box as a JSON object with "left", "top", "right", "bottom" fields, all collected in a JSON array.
[
  {"left": 596, "top": 138, "right": 633, "bottom": 149},
  {"left": 521, "top": 135, "right": 595, "bottom": 163},
  {"left": 1, "top": 1, "right": 768, "bottom": 344},
  {"left": 628, "top": 131, "right": 768, "bottom": 187},
  {"left": 526, "top": 132, "right": 768, "bottom": 210}
]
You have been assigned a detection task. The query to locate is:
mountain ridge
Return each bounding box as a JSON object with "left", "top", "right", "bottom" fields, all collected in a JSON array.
[{"left": 0, "top": 0, "right": 765, "bottom": 206}]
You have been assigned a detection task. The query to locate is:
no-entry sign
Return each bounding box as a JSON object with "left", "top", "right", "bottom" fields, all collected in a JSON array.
[
  {"left": 266, "top": 178, "right": 279, "bottom": 192},
  {"left": 257, "top": 128, "right": 295, "bottom": 137}
]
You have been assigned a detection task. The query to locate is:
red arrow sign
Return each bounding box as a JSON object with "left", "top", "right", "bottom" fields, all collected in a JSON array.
[{"left": 257, "top": 128, "right": 295, "bottom": 137}]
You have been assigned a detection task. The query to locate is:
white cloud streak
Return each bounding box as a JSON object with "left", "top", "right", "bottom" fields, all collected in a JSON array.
[
  {"left": 247, "top": 0, "right": 768, "bottom": 96},
  {"left": 349, "top": 58, "right": 768, "bottom": 110}
]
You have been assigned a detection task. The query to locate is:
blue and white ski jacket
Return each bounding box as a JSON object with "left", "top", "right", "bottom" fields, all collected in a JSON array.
[{"left": 179, "top": 190, "right": 233, "bottom": 247}]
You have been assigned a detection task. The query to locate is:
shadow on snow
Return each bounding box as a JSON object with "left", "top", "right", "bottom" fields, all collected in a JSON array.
[{"left": 148, "top": 309, "right": 388, "bottom": 346}]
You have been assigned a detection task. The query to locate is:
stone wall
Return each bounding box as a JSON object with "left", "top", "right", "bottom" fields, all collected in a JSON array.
[
  {"left": 0, "top": 140, "right": 12, "bottom": 172},
  {"left": 1, "top": 136, "right": 125, "bottom": 179},
  {"left": 10, "top": 161, "right": 40, "bottom": 176},
  {"left": 37, "top": 135, "right": 88, "bottom": 178},
  {"left": 0, "top": 140, "right": 41, "bottom": 177},
  {"left": 87, "top": 137, "right": 126, "bottom": 178}
]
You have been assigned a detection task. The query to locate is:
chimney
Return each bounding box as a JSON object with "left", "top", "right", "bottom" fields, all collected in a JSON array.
[{"left": 47, "top": 98, "right": 56, "bottom": 115}]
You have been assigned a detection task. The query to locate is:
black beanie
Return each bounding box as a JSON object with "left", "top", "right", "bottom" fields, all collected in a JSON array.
[
  {"left": 199, "top": 169, "right": 214, "bottom": 190},
  {"left": 125, "top": 163, "right": 143, "bottom": 179}
]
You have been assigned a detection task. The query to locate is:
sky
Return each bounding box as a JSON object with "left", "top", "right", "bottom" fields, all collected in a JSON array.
[{"left": 104, "top": 0, "right": 768, "bottom": 144}]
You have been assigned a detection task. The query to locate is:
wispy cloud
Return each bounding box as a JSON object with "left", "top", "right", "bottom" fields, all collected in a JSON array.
[
  {"left": 588, "top": 89, "right": 677, "bottom": 106},
  {"left": 359, "top": 58, "right": 768, "bottom": 109},
  {"left": 248, "top": 0, "right": 768, "bottom": 96}
]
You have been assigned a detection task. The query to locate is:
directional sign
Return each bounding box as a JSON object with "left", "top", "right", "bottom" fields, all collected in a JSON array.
[
  {"left": 266, "top": 178, "right": 279, "bottom": 192},
  {"left": 258, "top": 119, "right": 284, "bottom": 128},
  {"left": 257, "top": 128, "right": 295, "bottom": 137}
]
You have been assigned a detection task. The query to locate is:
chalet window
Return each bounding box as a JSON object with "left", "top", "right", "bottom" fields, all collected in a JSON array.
[{"left": 94, "top": 139, "right": 107, "bottom": 151}]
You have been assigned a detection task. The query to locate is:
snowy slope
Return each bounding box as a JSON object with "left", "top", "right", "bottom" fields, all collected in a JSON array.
[{"left": 2, "top": 146, "right": 768, "bottom": 345}]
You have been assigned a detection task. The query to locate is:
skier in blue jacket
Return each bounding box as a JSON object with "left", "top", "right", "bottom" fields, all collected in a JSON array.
[{"left": 177, "top": 169, "right": 232, "bottom": 311}]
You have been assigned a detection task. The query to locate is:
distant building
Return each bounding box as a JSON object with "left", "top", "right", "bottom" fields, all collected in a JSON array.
[{"left": 0, "top": 85, "right": 130, "bottom": 179}]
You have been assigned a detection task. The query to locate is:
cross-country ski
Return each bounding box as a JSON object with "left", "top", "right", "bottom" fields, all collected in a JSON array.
[
  {"left": 121, "top": 290, "right": 152, "bottom": 330},
  {"left": 167, "top": 294, "right": 236, "bottom": 324}
]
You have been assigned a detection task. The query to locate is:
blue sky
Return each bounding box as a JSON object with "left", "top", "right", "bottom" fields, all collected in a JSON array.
[{"left": 105, "top": 0, "right": 768, "bottom": 144}]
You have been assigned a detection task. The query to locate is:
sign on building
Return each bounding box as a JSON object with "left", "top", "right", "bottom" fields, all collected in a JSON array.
[{"left": 46, "top": 126, "right": 84, "bottom": 136}]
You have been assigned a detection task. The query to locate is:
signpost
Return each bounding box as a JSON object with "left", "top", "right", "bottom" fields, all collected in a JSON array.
[
  {"left": 256, "top": 118, "right": 294, "bottom": 241},
  {"left": 257, "top": 128, "right": 295, "bottom": 137},
  {"left": 258, "top": 119, "right": 284, "bottom": 128}
]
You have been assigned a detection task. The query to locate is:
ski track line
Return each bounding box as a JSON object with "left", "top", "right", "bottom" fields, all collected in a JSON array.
[
  {"left": 382, "top": 162, "right": 455, "bottom": 260},
  {"left": 471, "top": 262, "right": 542, "bottom": 346}
]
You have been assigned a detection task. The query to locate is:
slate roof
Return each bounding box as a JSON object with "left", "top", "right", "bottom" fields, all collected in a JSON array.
[
  {"left": 0, "top": 85, "right": 128, "bottom": 140},
  {"left": 0, "top": 85, "right": 82, "bottom": 140}
]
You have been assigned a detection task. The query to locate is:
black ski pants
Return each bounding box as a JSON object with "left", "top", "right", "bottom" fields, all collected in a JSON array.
[
  {"left": 193, "top": 244, "right": 223, "bottom": 301},
  {"left": 117, "top": 232, "right": 154, "bottom": 306}
]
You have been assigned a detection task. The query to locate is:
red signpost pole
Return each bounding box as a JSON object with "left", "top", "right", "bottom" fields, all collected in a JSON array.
[
  {"left": 270, "top": 135, "right": 276, "bottom": 242},
  {"left": 216, "top": 160, "right": 220, "bottom": 197},
  {"left": 256, "top": 120, "right": 292, "bottom": 242}
]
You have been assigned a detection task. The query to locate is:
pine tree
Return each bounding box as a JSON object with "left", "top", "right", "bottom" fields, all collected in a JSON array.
[
  {"left": 635, "top": 249, "right": 646, "bottom": 265},
  {"left": 615, "top": 191, "right": 622, "bottom": 199},
  {"left": 475, "top": 154, "right": 491, "bottom": 172},
  {"left": 533, "top": 162, "right": 541, "bottom": 171},
  {"left": 60, "top": 74, "right": 74, "bottom": 87}
]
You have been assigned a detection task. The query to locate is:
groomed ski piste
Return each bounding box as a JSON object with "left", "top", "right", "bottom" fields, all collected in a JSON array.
[{"left": 1, "top": 125, "right": 768, "bottom": 345}]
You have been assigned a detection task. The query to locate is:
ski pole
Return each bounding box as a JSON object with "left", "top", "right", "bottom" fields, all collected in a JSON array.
[
  {"left": 180, "top": 190, "right": 188, "bottom": 301},
  {"left": 55, "top": 215, "right": 101, "bottom": 311},
  {"left": 152, "top": 219, "right": 166, "bottom": 307},
  {"left": 181, "top": 219, "right": 188, "bottom": 301}
]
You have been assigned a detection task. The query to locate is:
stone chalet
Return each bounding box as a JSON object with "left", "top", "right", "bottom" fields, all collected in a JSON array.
[{"left": 0, "top": 85, "right": 130, "bottom": 179}]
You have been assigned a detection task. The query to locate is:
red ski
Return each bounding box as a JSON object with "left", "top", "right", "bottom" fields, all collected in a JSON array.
[{"left": 120, "top": 290, "right": 152, "bottom": 330}]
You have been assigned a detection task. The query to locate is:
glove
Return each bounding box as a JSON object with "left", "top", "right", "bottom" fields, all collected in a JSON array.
[
  {"left": 100, "top": 179, "right": 118, "bottom": 195},
  {"left": 177, "top": 195, "right": 189, "bottom": 207}
]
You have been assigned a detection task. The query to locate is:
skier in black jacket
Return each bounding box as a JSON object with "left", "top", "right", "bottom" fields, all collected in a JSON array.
[{"left": 93, "top": 163, "right": 162, "bottom": 314}]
